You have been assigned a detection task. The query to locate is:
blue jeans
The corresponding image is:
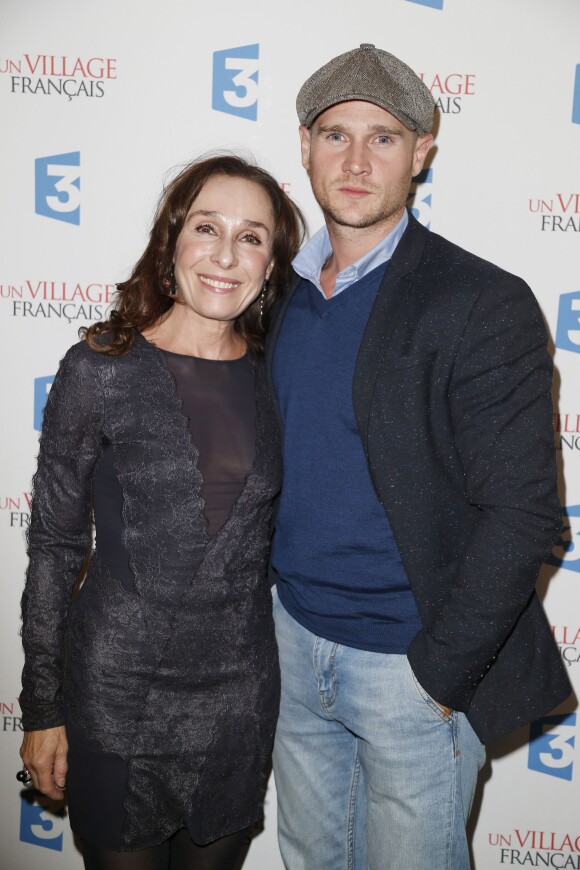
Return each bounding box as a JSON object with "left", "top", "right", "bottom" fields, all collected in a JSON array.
[{"left": 272, "top": 589, "right": 486, "bottom": 870}]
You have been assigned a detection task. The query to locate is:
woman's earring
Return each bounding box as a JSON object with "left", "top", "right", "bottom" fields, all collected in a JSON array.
[
  {"left": 260, "top": 281, "right": 267, "bottom": 324},
  {"left": 163, "top": 267, "right": 177, "bottom": 297}
]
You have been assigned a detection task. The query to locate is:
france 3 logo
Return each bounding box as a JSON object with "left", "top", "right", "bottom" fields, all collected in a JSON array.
[
  {"left": 546, "top": 505, "right": 580, "bottom": 574},
  {"left": 573, "top": 64, "right": 580, "bottom": 124},
  {"left": 555, "top": 291, "right": 580, "bottom": 354},
  {"left": 35, "top": 151, "right": 80, "bottom": 225},
  {"left": 406, "top": 0, "right": 444, "bottom": 8},
  {"left": 34, "top": 375, "right": 55, "bottom": 431},
  {"left": 19, "top": 792, "right": 65, "bottom": 851},
  {"left": 528, "top": 712, "right": 576, "bottom": 781},
  {"left": 407, "top": 168, "right": 433, "bottom": 229},
  {"left": 212, "top": 44, "right": 259, "bottom": 121}
]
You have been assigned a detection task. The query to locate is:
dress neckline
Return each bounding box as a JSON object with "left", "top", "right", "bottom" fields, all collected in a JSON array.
[
  {"left": 137, "top": 331, "right": 247, "bottom": 363},
  {"left": 162, "top": 348, "right": 248, "bottom": 363}
]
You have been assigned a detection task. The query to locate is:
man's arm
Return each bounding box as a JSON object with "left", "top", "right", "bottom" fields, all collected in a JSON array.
[{"left": 407, "top": 274, "right": 561, "bottom": 713}]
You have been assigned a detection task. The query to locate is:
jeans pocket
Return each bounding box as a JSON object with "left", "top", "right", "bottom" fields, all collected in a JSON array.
[{"left": 407, "top": 659, "right": 454, "bottom": 723}]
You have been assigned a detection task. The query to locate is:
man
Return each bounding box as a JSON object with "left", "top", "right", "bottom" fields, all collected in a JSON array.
[{"left": 266, "top": 44, "right": 572, "bottom": 870}]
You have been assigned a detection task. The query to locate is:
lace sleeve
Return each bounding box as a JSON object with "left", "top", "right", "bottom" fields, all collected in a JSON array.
[{"left": 20, "top": 343, "right": 104, "bottom": 731}]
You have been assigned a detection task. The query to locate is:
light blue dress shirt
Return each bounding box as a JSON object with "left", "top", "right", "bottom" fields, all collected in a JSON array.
[{"left": 292, "top": 209, "right": 409, "bottom": 297}]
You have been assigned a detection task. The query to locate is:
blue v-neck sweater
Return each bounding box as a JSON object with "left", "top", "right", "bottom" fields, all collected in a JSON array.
[{"left": 272, "top": 265, "right": 422, "bottom": 653}]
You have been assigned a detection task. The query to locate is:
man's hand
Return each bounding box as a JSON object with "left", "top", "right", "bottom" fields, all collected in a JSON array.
[{"left": 20, "top": 725, "right": 68, "bottom": 800}]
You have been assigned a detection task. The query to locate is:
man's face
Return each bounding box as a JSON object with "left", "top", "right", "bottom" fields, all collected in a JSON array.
[{"left": 300, "top": 100, "right": 432, "bottom": 233}]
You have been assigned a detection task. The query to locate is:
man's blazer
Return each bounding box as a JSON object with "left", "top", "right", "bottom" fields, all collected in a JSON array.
[{"left": 266, "top": 212, "right": 572, "bottom": 744}]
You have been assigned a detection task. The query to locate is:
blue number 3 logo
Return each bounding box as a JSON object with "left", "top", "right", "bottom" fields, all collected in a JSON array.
[
  {"left": 35, "top": 151, "right": 80, "bottom": 225},
  {"left": 20, "top": 793, "right": 65, "bottom": 851},
  {"left": 528, "top": 713, "right": 576, "bottom": 781},
  {"left": 212, "top": 44, "right": 259, "bottom": 121}
]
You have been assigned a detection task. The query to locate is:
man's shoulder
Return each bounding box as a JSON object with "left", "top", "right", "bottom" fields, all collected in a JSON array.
[{"left": 416, "top": 220, "right": 526, "bottom": 290}]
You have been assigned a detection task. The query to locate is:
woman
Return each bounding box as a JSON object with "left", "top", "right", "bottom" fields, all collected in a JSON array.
[{"left": 19, "top": 154, "right": 304, "bottom": 870}]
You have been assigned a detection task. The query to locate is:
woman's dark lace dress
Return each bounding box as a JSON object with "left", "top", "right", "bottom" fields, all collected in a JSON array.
[
  {"left": 92, "top": 352, "right": 257, "bottom": 586},
  {"left": 20, "top": 337, "right": 281, "bottom": 850}
]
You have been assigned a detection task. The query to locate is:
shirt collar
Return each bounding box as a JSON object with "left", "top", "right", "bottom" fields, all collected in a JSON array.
[{"left": 293, "top": 209, "right": 409, "bottom": 297}]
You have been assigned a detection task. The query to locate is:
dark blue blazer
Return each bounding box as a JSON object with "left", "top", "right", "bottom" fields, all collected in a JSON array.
[{"left": 267, "top": 213, "right": 572, "bottom": 744}]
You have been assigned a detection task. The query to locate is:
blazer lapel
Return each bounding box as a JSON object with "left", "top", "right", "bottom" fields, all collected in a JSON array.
[{"left": 352, "top": 214, "right": 430, "bottom": 448}]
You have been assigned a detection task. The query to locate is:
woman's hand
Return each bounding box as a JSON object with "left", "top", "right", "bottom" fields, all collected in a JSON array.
[{"left": 20, "top": 725, "right": 68, "bottom": 800}]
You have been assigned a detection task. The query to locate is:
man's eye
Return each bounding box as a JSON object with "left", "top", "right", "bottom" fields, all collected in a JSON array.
[{"left": 376, "top": 136, "right": 391, "bottom": 144}]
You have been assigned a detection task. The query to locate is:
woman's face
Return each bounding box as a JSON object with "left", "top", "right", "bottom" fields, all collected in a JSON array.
[{"left": 173, "top": 175, "right": 275, "bottom": 328}]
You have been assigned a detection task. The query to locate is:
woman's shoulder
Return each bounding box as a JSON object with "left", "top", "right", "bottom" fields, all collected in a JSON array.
[
  {"left": 62, "top": 331, "right": 146, "bottom": 367},
  {"left": 59, "top": 336, "right": 111, "bottom": 369},
  {"left": 55, "top": 336, "right": 128, "bottom": 387}
]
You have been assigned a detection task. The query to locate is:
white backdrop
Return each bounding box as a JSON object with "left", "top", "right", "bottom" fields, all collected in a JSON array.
[{"left": 1, "top": 0, "right": 579, "bottom": 867}]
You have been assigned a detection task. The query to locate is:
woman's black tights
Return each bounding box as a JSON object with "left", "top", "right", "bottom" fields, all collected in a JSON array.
[{"left": 81, "top": 827, "right": 250, "bottom": 870}]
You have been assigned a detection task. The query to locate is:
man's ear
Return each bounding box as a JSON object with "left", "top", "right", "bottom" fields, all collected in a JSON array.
[
  {"left": 412, "top": 133, "right": 433, "bottom": 177},
  {"left": 299, "top": 124, "right": 311, "bottom": 172}
]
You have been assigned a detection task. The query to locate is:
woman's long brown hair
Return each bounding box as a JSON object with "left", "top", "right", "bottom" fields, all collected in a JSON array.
[{"left": 81, "top": 154, "right": 305, "bottom": 356}]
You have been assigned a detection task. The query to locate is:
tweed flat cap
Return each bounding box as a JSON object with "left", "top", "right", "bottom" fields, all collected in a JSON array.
[{"left": 296, "top": 43, "right": 434, "bottom": 134}]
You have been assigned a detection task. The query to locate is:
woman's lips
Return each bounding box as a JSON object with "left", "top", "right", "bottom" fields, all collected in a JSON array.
[{"left": 197, "top": 274, "right": 241, "bottom": 294}]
